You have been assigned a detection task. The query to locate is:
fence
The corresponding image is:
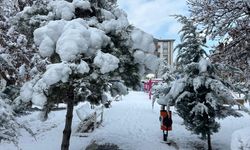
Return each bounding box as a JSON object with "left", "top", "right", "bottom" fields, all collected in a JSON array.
[{"left": 76, "top": 103, "right": 104, "bottom": 133}]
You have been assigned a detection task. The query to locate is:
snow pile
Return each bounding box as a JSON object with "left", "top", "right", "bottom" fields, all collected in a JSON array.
[
  {"left": 88, "top": 27, "right": 110, "bottom": 55},
  {"left": 193, "top": 76, "right": 204, "bottom": 92},
  {"left": 133, "top": 50, "right": 145, "bottom": 64},
  {"left": 42, "top": 63, "right": 72, "bottom": 85},
  {"left": 77, "top": 60, "right": 90, "bottom": 74},
  {"left": 33, "top": 20, "right": 66, "bottom": 57},
  {"left": 231, "top": 127, "right": 250, "bottom": 150},
  {"left": 20, "top": 80, "right": 37, "bottom": 103},
  {"left": 18, "top": 64, "right": 26, "bottom": 78},
  {"left": 49, "top": 0, "right": 91, "bottom": 20},
  {"left": 205, "top": 78, "right": 234, "bottom": 104},
  {"left": 20, "top": 62, "right": 72, "bottom": 106},
  {"left": 94, "top": 51, "right": 119, "bottom": 74},
  {"left": 50, "top": 0, "right": 75, "bottom": 20},
  {"left": 191, "top": 102, "right": 208, "bottom": 115},
  {"left": 199, "top": 58, "right": 211, "bottom": 73},
  {"left": 100, "top": 9, "right": 115, "bottom": 21},
  {"left": 110, "top": 81, "right": 128, "bottom": 97},
  {"left": 158, "top": 78, "right": 186, "bottom": 106},
  {"left": 56, "top": 21, "right": 89, "bottom": 61},
  {"left": 76, "top": 102, "right": 95, "bottom": 121},
  {"left": 144, "top": 54, "right": 159, "bottom": 71},
  {"left": 131, "top": 28, "right": 156, "bottom": 53},
  {"left": 131, "top": 28, "right": 159, "bottom": 72},
  {"left": 34, "top": 19, "right": 110, "bottom": 61},
  {"left": 100, "top": 8, "right": 129, "bottom": 34},
  {"left": 133, "top": 51, "right": 159, "bottom": 73},
  {"left": 72, "top": 0, "right": 91, "bottom": 10}
]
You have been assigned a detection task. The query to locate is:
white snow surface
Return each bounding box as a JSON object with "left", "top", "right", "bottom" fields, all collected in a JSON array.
[
  {"left": 144, "top": 54, "right": 160, "bottom": 72},
  {"left": 76, "top": 102, "right": 95, "bottom": 121},
  {"left": 193, "top": 76, "right": 204, "bottom": 92},
  {"left": 49, "top": 0, "right": 91, "bottom": 21},
  {"left": 2, "top": 91, "right": 250, "bottom": 150},
  {"left": 133, "top": 51, "right": 160, "bottom": 72},
  {"left": 42, "top": 62, "right": 72, "bottom": 85},
  {"left": 72, "top": 0, "right": 91, "bottom": 10},
  {"left": 18, "top": 64, "right": 26, "bottom": 78},
  {"left": 94, "top": 50, "right": 119, "bottom": 74},
  {"left": 50, "top": 0, "right": 75, "bottom": 20},
  {"left": 133, "top": 50, "right": 145, "bottom": 64},
  {"left": 131, "top": 28, "right": 156, "bottom": 53},
  {"left": 100, "top": 8, "right": 129, "bottom": 34},
  {"left": 34, "top": 18, "right": 111, "bottom": 61},
  {"left": 76, "top": 60, "right": 90, "bottom": 74},
  {"left": 20, "top": 81, "right": 36, "bottom": 103},
  {"left": 231, "top": 127, "right": 250, "bottom": 150},
  {"left": 20, "top": 62, "right": 72, "bottom": 106},
  {"left": 158, "top": 78, "right": 186, "bottom": 106},
  {"left": 198, "top": 58, "right": 211, "bottom": 73}
]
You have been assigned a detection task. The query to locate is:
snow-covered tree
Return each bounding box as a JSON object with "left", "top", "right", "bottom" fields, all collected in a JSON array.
[
  {"left": 0, "top": 92, "right": 34, "bottom": 146},
  {"left": 16, "top": 0, "right": 158, "bottom": 149},
  {"left": 174, "top": 15, "right": 207, "bottom": 69},
  {"left": 0, "top": 0, "right": 42, "bottom": 91},
  {"left": 152, "top": 59, "right": 174, "bottom": 103},
  {"left": 0, "top": 0, "right": 46, "bottom": 117},
  {"left": 187, "top": 0, "right": 250, "bottom": 93},
  {"left": 157, "top": 59, "right": 175, "bottom": 82},
  {"left": 157, "top": 16, "right": 242, "bottom": 150},
  {"left": 0, "top": 95, "right": 19, "bottom": 145}
]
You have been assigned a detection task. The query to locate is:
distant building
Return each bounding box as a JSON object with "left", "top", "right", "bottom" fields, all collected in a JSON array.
[{"left": 154, "top": 39, "right": 174, "bottom": 66}]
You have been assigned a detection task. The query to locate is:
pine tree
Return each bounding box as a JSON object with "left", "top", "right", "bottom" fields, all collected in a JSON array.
[
  {"left": 152, "top": 59, "right": 174, "bottom": 103},
  {"left": 16, "top": 0, "right": 158, "bottom": 149},
  {"left": 157, "top": 16, "right": 242, "bottom": 150}
]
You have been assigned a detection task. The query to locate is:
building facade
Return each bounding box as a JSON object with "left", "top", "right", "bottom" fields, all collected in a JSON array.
[{"left": 154, "top": 39, "right": 174, "bottom": 66}]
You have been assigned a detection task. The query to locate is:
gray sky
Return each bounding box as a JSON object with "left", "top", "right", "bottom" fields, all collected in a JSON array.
[{"left": 117, "top": 0, "right": 189, "bottom": 40}]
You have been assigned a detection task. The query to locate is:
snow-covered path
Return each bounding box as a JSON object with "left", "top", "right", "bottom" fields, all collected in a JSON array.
[
  {"left": 1, "top": 91, "right": 250, "bottom": 150},
  {"left": 74, "top": 91, "right": 250, "bottom": 150},
  {"left": 80, "top": 91, "right": 175, "bottom": 150}
]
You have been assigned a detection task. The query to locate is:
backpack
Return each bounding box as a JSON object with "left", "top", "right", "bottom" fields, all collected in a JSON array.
[{"left": 163, "top": 116, "right": 172, "bottom": 127}]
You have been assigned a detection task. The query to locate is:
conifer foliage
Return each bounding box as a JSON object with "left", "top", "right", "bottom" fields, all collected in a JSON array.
[
  {"left": 157, "top": 16, "right": 241, "bottom": 150},
  {"left": 14, "top": 0, "right": 158, "bottom": 149}
]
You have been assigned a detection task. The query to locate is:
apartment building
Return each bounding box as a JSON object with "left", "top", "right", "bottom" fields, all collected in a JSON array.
[{"left": 154, "top": 39, "right": 174, "bottom": 66}]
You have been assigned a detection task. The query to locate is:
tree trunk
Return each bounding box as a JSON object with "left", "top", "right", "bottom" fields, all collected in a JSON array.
[
  {"left": 61, "top": 88, "right": 74, "bottom": 150},
  {"left": 207, "top": 132, "right": 212, "bottom": 150}
]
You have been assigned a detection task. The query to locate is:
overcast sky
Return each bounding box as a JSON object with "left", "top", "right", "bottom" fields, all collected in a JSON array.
[{"left": 117, "top": 0, "right": 189, "bottom": 41}]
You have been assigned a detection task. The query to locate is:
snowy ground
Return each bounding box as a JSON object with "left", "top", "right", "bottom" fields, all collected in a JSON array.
[{"left": 1, "top": 91, "right": 250, "bottom": 150}]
